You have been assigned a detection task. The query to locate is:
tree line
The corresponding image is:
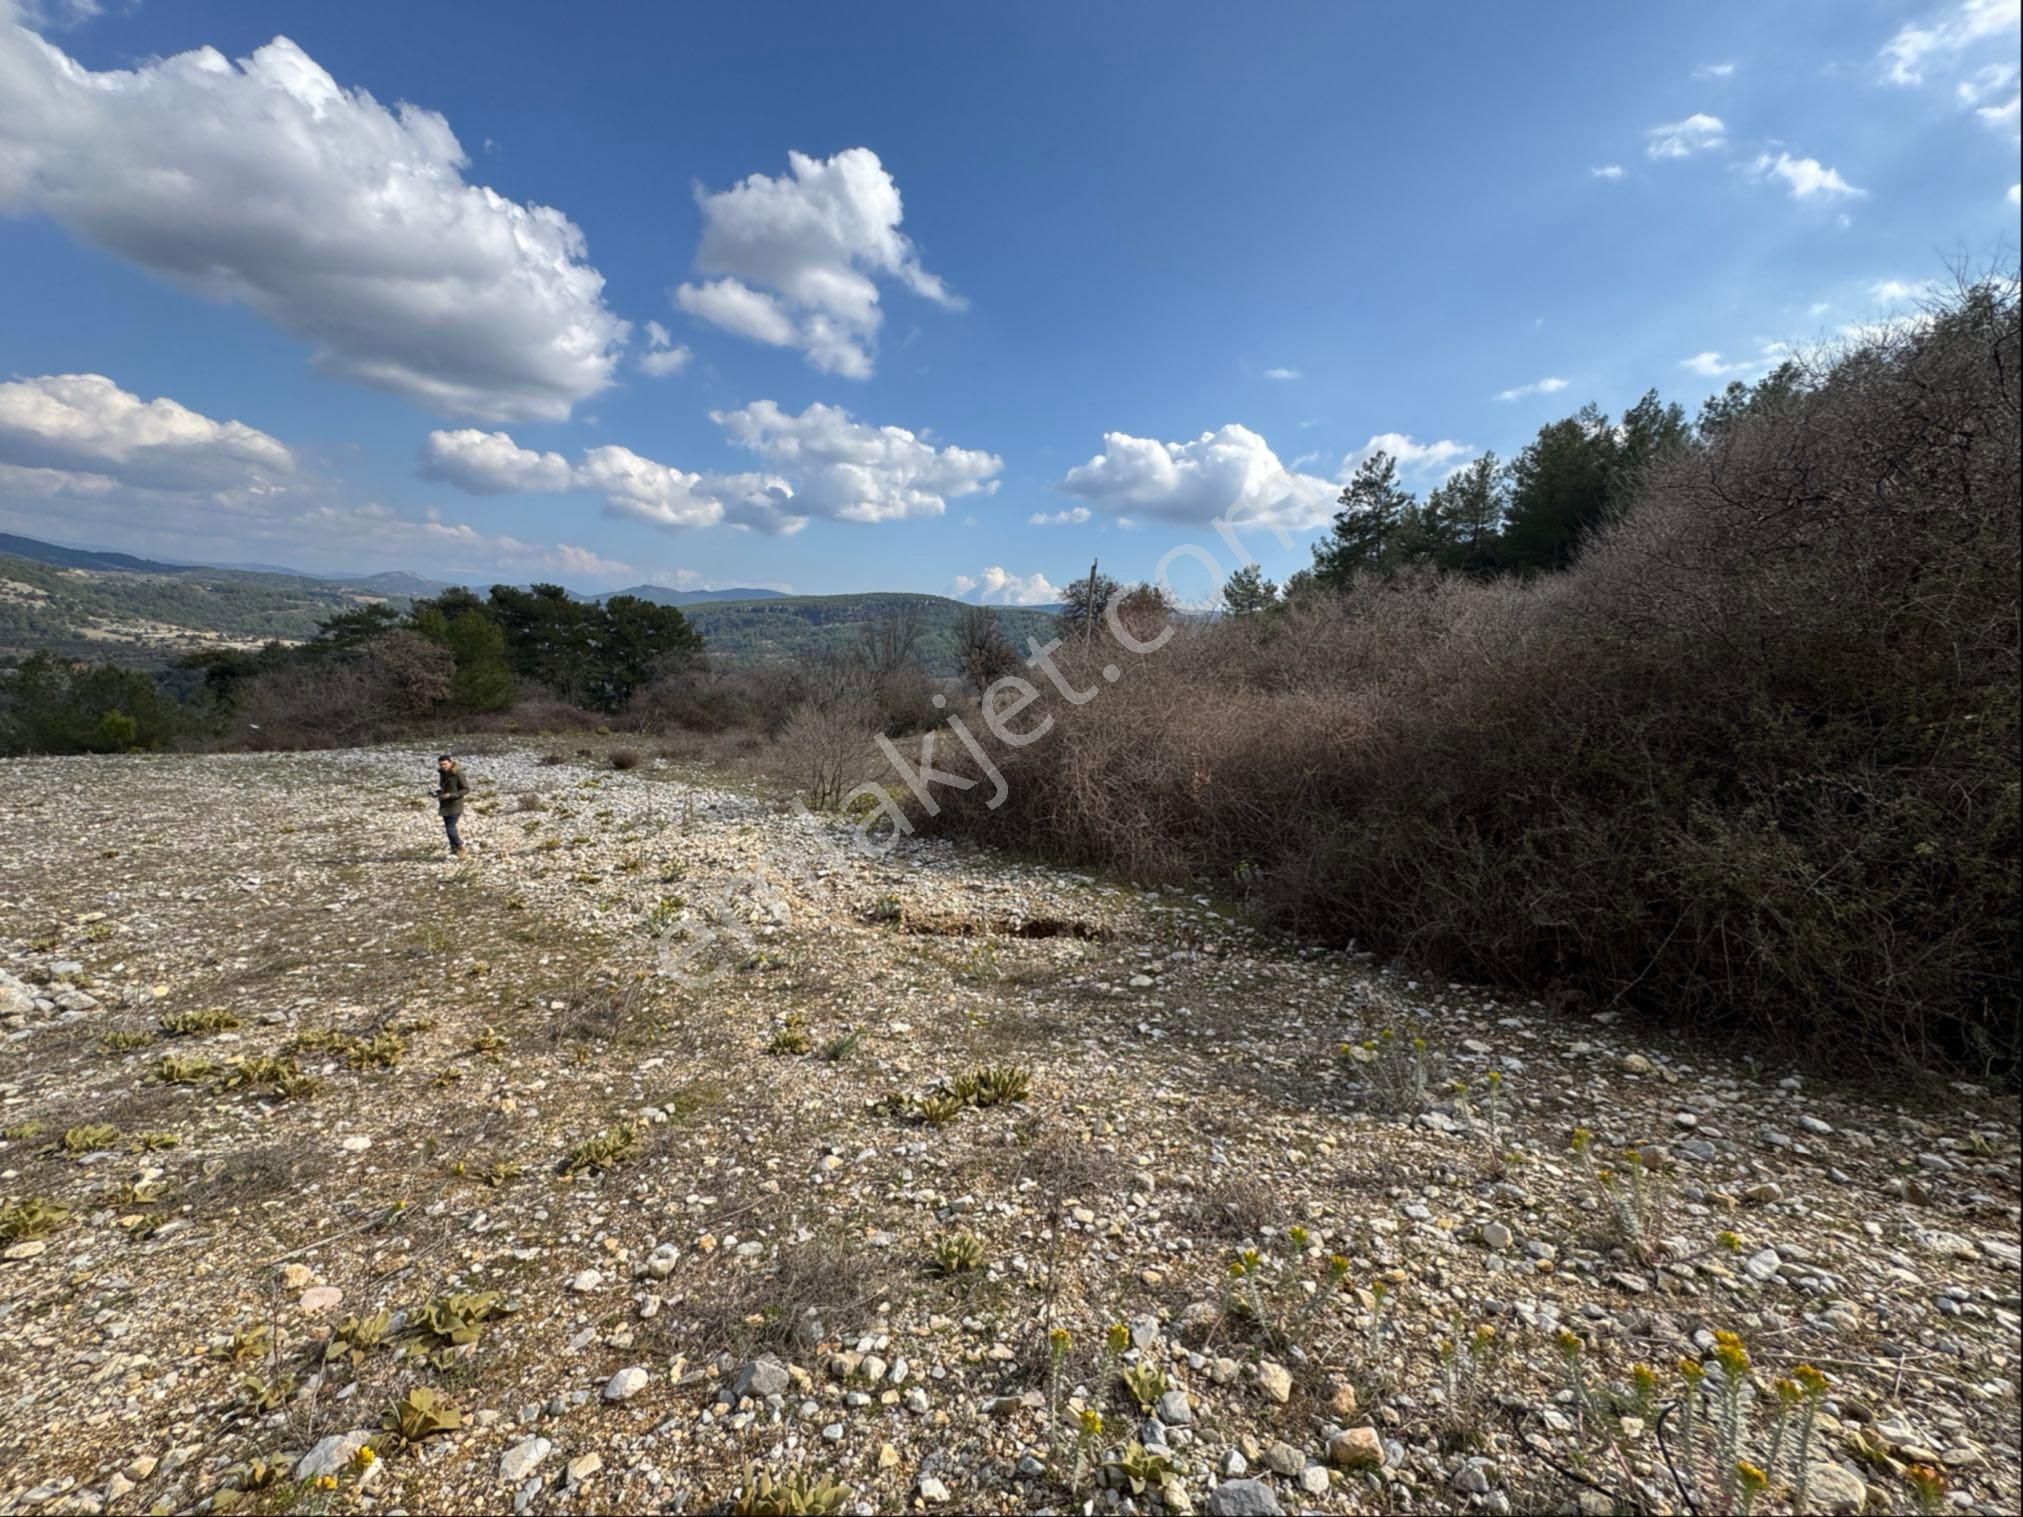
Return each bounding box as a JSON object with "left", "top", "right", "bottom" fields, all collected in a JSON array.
[
  {"left": 1, "top": 584, "right": 704, "bottom": 754},
  {"left": 1220, "top": 369, "right": 1797, "bottom": 612}
]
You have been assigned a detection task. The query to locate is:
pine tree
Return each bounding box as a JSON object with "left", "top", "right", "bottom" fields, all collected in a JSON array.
[
  {"left": 1220, "top": 562, "right": 1279, "bottom": 615},
  {"left": 444, "top": 609, "right": 514, "bottom": 711},
  {"left": 1499, "top": 406, "right": 1618, "bottom": 572},
  {"left": 1424, "top": 453, "right": 1506, "bottom": 575},
  {"left": 1313, "top": 451, "right": 1414, "bottom": 588}
]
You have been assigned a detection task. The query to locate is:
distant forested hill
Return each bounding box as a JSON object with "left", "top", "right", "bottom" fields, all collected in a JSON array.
[
  {"left": 0, "top": 551, "right": 410, "bottom": 667},
  {"left": 684, "top": 593, "right": 1058, "bottom": 673},
  {"left": 606, "top": 583, "right": 791, "bottom": 606},
  {"left": 0, "top": 532, "right": 1058, "bottom": 676}
]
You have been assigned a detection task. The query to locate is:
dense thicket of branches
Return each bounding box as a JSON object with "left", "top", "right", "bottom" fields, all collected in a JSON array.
[{"left": 929, "top": 280, "right": 2021, "bottom": 1076}]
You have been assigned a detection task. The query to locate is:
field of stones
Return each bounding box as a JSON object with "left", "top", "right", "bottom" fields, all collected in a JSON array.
[{"left": 1, "top": 743, "right": 2017, "bottom": 1516}]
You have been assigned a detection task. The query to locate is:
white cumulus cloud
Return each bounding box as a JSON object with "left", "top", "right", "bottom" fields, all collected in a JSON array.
[
  {"left": 1059, "top": 424, "right": 1337, "bottom": 530},
  {"left": 574, "top": 445, "right": 797, "bottom": 535},
  {"left": 638, "top": 321, "right": 692, "bottom": 379},
  {"left": 0, "top": 373, "right": 292, "bottom": 493},
  {"left": 419, "top": 401, "right": 999, "bottom": 537},
  {"left": 674, "top": 147, "right": 959, "bottom": 379},
  {"left": 1646, "top": 113, "right": 1726, "bottom": 159},
  {"left": 418, "top": 429, "right": 574, "bottom": 495},
  {"left": 1343, "top": 432, "right": 1475, "bottom": 479},
  {"left": 1694, "top": 61, "right": 1737, "bottom": 79},
  {"left": 0, "top": 6, "right": 628, "bottom": 422},
  {"left": 1746, "top": 152, "right": 1866, "bottom": 200},
  {"left": 1495, "top": 376, "right": 1571, "bottom": 402},
  {"left": 709, "top": 400, "right": 1000, "bottom": 524},
  {"left": 1263, "top": 367, "right": 1301, "bottom": 380},
  {"left": 1678, "top": 342, "right": 1791, "bottom": 378},
  {"left": 1879, "top": 0, "right": 2019, "bottom": 85},
  {"left": 0, "top": 376, "right": 627, "bottom": 586},
  {"left": 676, "top": 278, "right": 801, "bottom": 348},
  {"left": 1028, "top": 507, "right": 1091, "bottom": 526},
  {"left": 1870, "top": 277, "right": 1933, "bottom": 305},
  {"left": 952, "top": 567, "right": 1060, "bottom": 606},
  {"left": 1590, "top": 164, "right": 1625, "bottom": 180}
]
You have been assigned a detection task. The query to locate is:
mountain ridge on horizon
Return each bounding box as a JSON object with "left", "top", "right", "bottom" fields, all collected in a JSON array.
[{"left": 0, "top": 530, "right": 1061, "bottom": 674}]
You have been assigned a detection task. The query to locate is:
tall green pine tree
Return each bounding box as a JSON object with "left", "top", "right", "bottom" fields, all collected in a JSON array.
[{"left": 1312, "top": 451, "right": 1414, "bottom": 588}]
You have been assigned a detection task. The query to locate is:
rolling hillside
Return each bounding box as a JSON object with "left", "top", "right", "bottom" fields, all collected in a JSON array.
[
  {"left": 0, "top": 533, "right": 1057, "bottom": 677},
  {"left": 682, "top": 592, "right": 1058, "bottom": 672},
  {"left": 607, "top": 583, "right": 791, "bottom": 607},
  {"left": 0, "top": 549, "right": 420, "bottom": 667}
]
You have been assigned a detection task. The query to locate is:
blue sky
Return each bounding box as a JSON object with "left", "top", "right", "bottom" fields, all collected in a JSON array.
[{"left": 1, "top": 0, "right": 2016, "bottom": 602}]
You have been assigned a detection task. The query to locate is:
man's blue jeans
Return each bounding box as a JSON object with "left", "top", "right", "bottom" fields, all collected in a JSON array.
[{"left": 443, "top": 813, "right": 463, "bottom": 851}]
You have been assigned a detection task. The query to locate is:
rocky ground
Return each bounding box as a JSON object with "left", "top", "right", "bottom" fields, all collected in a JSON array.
[{"left": 1, "top": 742, "right": 2017, "bottom": 1517}]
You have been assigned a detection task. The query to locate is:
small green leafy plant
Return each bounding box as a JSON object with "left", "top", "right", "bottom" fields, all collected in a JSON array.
[
  {"left": 342, "top": 1029, "right": 408, "bottom": 1070},
  {"left": 157, "top": 1053, "right": 216, "bottom": 1084},
  {"left": 401, "top": 1292, "right": 504, "bottom": 1368},
  {"left": 732, "top": 1463, "right": 850, "bottom": 1516},
  {"left": 0, "top": 1196, "right": 72, "bottom": 1241},
  {"left": 1113, "top": 1440, "right": 1176, "bottom": 1498},
  {"left": 563, "top": 1122, "right": 644, "bottom": 1175},
  {"left": 217, "top": 1056, "right": 319, "bottom": 1099},
  {"left": 1120, "top": 1360, "right": 1167, "bottom": 1414},
  {"left": 326, "top": 1310, "right": 395, "bottom": 1366},
  {"left": 158, "top": 1008, "right": 241, "bottom": 1036},
  {"left": 59, "top": 1123, "right": 120, "bottom": 1154},
  {"left": 931, "top": 1230, "right": 986, "bottom": 1275},
  {"left": 383, "top": 1385, "right": 462, "bottom": 1441},
  {"left": 914, "top": 1092, "right": 962, "bottom": 1126},
  {"left": 947, "top": 1063, "right": 1032, "bottom": 1109},
  {"left": 766, "top": 1017, "right": 813, "bottom": 1055}
]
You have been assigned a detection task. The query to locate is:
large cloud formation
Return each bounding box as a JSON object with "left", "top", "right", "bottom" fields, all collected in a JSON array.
[
  {"left": 708, "top": 400, "right": 999, "bottom": 524},
  {"left": 952, "top": 567, "right": 1061, "bottom": 606},
  {"left": 574, "top": 446, "right": 796, "bottom": 535},
  {"left": 418, "top": 429, "right": 574, "bottom": 496},
  {"left": 0, "top": 372, "right": 626, "bottom": 583},
  {"left": 0, "top": 4, "right": 628, "bottom": 422},
  {"left": 675, "top": 148, "right": 961, "bottom": 379},
  {"left": 420, "top": 401, "right": 1002, "bottom": 536},
  {"left": 0, "top": 372, "right": 293, "bottom": 493},
  {"left": 1058, "top": 424, "right": 1338, "bottom": 530}
]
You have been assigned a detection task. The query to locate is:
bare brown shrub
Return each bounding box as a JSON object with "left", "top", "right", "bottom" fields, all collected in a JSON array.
[
  {"left": 929, "top": 278, "right": 2021, "bottom": 1075},
  {"left": 668, "top": 1233, "right": 884, "bottom": 1356},
  {"left": 491, "top": 698, "right": 604, "bottom": 735},
  {"left": 775, "top": 696, "right": 882, "bottom": 810},
  {"left": 239, "top": 631, "right": 454, "bottom": 749},
  {"left": 627, "top": 657, "right": 809, "bottom": 737}
]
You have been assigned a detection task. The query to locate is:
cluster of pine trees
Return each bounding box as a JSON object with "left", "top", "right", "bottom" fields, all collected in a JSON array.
[
  {"left": 182, "top": 584, "right": 703, "bottom": 722},
  {"left": 1221, "top": 369, "right": 1797, "bottom": 613}
]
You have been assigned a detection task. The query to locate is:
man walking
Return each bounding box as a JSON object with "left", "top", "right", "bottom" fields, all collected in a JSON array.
[{"left": 434, "top": 754, "right": 470, "bottom": 857}]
